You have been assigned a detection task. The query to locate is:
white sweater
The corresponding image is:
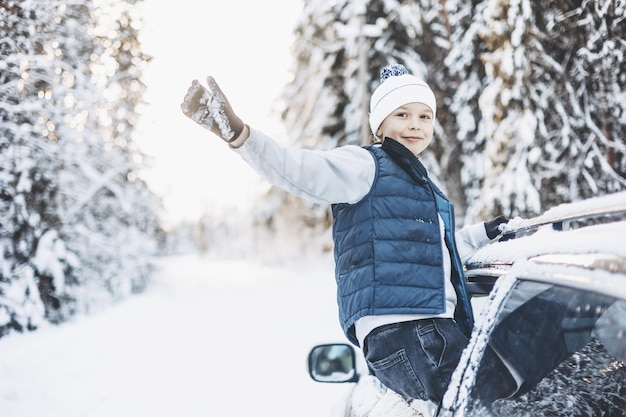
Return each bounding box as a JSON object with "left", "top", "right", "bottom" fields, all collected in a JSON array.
[{"left": 234, "top": 128, "right": 491, "bottom": 346}]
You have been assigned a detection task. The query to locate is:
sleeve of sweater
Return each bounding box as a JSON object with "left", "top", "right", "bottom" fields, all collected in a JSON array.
[
  {"left": 232, "top": 127, "right": 376, "bottom": 205},
  {"left": 455, "top": 222, "right": 493, "bottom": 264}
]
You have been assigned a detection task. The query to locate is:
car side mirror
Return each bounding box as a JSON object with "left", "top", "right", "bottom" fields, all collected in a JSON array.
[{"left": 307, "top": 343, "right": 359, "bottom": 383}]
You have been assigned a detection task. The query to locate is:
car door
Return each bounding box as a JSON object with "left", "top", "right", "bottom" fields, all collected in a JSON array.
[{"left": 443, "top": 256, "right": 626, "bottom": 417}]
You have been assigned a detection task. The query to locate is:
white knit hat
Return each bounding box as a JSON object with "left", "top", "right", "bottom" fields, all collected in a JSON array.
[{"left": 369, "top": 64, "right": 437, "bottom": 137}]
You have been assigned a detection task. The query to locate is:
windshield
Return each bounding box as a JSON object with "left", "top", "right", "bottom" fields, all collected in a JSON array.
[{"left": 445, "top": 274, "right": 626, "bottom": 416}]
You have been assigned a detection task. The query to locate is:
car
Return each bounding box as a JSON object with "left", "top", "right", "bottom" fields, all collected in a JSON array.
[{"left": 307, "top": 191, "right": 626, "bottom": 417}]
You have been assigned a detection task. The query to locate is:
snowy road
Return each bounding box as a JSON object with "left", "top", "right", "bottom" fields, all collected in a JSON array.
[{"left": 0, "top": 255, "right": 353, "bottom": 417}]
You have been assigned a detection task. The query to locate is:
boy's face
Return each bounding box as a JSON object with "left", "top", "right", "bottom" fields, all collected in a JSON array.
[{"left": 377, "top": 102, "right": 434, "bottom": 156}]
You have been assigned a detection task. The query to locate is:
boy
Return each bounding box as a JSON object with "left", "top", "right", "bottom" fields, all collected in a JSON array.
[{"left": 181, "top": 64, "right": 516, "bottom": 407}]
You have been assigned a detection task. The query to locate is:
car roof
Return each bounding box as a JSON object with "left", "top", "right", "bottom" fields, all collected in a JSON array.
[
  {"left": 466, "top": 220, "right": 626, "bottom": 299},
  {"left": 470, "top": 220, "right": 626, "bottom": 264}
]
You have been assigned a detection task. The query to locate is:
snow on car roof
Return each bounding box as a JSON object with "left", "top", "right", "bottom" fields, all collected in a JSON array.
[
  {"left": 502, "top": 191, "right": 626, "bottom": 233},
  {"left": 470, "top": 220, "right": 626, "bottom": 265}
]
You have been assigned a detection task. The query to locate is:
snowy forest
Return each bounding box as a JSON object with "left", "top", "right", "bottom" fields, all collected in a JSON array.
[
  {"left": 1, "top": 0, "right": 625, "bottom": 338},
  {"left": 267, "top": 0, "right": 626, "bottom": 245},
  {"left": 0, "top": 0, "right": 161, "bottom": 337}
]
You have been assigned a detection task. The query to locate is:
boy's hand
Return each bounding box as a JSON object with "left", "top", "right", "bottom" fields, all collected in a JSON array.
[
  {"left": 180, "top": 76, "right": 244, "bottom": 142},
  {"left": 485, "top": 216, "right": 509, "bottom": 240}
]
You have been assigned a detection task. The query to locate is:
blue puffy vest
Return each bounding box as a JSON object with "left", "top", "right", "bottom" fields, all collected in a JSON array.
[{"left": 331, "top": 139, "right": 473, "bottom": 346}]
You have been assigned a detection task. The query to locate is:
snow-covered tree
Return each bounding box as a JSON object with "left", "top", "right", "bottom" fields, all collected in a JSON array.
[
  {"left": 447, "top": 0, "right": 626, "bottom": 222},
  {"left": 541, "top": 0, "right": 626, "bottom": 203},
  {"left": 0, "top": 0, "right": 59, "bottom": 335},
  {"left": 441, "top": 0, "right": 491, "bottom": 220},
  {"left": 52, "top": 0, "right": 159, "bottom": 308},
  {"left": 0, "top": 0, "right": 160, "bottom": 337},
  {"left": 446, "top": 0, "right": 546, "bottom": 221}
]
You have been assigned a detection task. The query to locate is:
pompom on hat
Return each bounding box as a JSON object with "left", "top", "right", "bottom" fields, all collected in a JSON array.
[{"left": 369, "top": 64, "right": 437, "bottom": 137}]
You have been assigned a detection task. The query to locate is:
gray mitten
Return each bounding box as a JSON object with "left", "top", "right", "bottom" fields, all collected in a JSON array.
[{"left": 180, "top": 76, "right": 244, "bottom": 142}]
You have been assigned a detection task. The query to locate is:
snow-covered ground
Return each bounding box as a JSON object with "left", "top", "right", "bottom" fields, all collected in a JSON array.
[{"left": 0, "top": 254, "right": 353, "bottom": 417}]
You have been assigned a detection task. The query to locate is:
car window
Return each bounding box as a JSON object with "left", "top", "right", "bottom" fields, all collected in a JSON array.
[{"left": 449, "top": 278, "right": 626, "bottom": 416}]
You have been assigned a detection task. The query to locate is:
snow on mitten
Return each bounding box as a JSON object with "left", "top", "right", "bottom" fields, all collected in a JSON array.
[
  {"left": 180, "top": 76, "right": 244, "bottom": 142},
  {"left": 484, "top": 216, "right": 509, "bottom": 240}
]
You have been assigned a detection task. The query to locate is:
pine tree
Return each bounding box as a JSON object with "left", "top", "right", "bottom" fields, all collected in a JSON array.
[
  {"left": 443, "top": 0, "right": 625, "bottom": 222},
  {"left": 542, "top": 0, "right": 626, "bottom": 201},
  {"left": 467, "top": 0, "right": 545, "bottom": 219},
  {"left": 443, "top": 0, "right": 491, "bottom": 221},
  {"left": 0, "top": 0, "right": 160, "bottom": 336},
  {"left": 52, "top": 0, "right": 159, "bottom": 306},
  {"left": 0, "top": 0, "right": 57, "bottom": 335}
]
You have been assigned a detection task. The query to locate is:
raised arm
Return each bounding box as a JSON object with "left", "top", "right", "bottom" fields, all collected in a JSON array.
[{"left": 181, "top": 77, "right": 375, "bottom": 205}]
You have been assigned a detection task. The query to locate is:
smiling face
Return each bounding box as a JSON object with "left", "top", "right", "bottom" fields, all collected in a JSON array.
[{"left": 376, "top": 102, "right": 434, "bottom": 156}]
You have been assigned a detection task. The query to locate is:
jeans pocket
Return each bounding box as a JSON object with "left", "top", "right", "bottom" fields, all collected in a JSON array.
[
  {"left": 367, "top": 348, "right": 427, "bottom": 400},
  {"left": 369, "top": 348, "right": 407, "bottom": 370},
  {"left": 417, "top": 322, "right": 446, "bottom": 368}
]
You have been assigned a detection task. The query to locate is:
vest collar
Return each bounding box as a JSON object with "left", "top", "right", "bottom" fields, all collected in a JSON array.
[{"left": 381, "top": 137, "right": 429, "bottom": 184}]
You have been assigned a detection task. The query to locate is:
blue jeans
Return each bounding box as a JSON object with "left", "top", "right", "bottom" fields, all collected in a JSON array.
[{"left": 363, "top": 318, "right": 515, "bottom": 405}]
